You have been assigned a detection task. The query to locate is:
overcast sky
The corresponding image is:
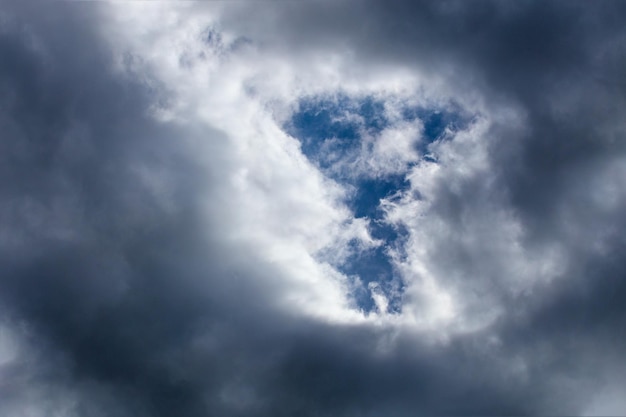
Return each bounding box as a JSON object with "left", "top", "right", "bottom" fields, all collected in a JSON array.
[{"left": 1, "top": 1, "right": 626, "bottom": 415}]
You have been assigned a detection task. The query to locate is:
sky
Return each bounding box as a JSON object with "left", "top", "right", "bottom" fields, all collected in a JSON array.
[{"left": 1, "top": 1, "right": 626, "bottom": 415}]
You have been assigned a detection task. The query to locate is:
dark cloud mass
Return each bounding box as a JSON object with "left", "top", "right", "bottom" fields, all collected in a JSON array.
[{"left": 1, "top": 0, "right": 626, "bottom": 415}]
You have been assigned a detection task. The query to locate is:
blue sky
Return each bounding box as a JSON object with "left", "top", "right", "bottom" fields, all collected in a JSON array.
[{"left": 286, "top": 95, "right": 469, "bottom": 312}]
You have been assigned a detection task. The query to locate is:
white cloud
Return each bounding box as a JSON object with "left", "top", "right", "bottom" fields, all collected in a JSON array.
[
  {"left": 95, "top": 1, "right": 545, "bottom": 334},
  {"left": 382, "top": 115, "right": 569, "bottom": 332},
  {"left": 100, "top": 2, "right": 387, "bottom": 323},
  {"left": 95, "top": 0, "right": 621, "bottom": 342},
  {"left": 4, "top": 1, "right": 626, "bottom": 414}
]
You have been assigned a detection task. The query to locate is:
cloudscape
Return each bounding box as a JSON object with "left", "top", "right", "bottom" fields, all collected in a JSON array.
[{"left": 1, "top": 1, "right": 626, "bottom": 415}]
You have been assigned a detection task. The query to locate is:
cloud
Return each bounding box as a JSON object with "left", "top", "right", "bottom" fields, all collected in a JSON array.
[{"left": 1, "top": 0, "right": 626, "bottom": 416}]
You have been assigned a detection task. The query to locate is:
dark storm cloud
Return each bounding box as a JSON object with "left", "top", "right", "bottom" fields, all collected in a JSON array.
[
  {"left": 0, "top": 2, "right": 286, "bottom": 415},
  {"left": 222, "top": 0, "right": 626, "bottom": 412},
  {"left": 2, "top": 0, "right": 626, "bottom": 416}
]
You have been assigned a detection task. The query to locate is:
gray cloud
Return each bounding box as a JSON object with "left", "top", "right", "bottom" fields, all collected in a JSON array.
[{"left": 1, "top": 0, "right": 626, "bottom": 416}]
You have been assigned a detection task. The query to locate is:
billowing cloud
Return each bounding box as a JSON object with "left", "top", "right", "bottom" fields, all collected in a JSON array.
[{"left": 1, "top": 0, "right": 626, "bottom": 416}]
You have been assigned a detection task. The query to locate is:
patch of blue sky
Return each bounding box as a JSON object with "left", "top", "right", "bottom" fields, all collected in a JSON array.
[
  {"left": 286, "top": 94, "right": 388, "bottom": 170},
  {"left": 344, "top": 176, "right": 410, "bottom": 313},
  {"left": 350, "top": 175, "right": 409, "bottom": 220},
  {"left": 402, "top": 102, "right": 472, "bottom": 154},
  {"left": 285, "top": 94, "right": 466, "bottom": 313},
  {"left": 344, "top": 241, "right": 406, "bottom": 314},
  {"left": 288, "top": 96, "right": 470, "bottom": 170}
]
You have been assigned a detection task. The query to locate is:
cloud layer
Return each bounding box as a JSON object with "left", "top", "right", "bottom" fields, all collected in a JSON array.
[{"left": 1, "top": 1, "right": 626, "bottom": 415}]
